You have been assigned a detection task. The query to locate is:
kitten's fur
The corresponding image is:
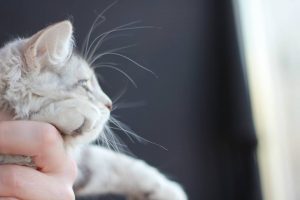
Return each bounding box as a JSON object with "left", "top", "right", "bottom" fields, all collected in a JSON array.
[{"left": 0, "top": 21, "right": 187, "bottom": 199}]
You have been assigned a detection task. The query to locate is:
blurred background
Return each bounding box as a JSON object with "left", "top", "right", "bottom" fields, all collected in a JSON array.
[{"left": 0, "top": 0, "right": 298, "bottom": 200}]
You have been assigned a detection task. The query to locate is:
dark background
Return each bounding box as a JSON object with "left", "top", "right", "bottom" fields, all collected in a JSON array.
[{"left": 0, "top": 1, "right": 262, "bottom": 200}]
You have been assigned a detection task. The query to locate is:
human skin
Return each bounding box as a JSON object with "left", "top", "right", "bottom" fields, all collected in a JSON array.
[{"left": 0, "top": 111, "right": 77, "bottom": 200}]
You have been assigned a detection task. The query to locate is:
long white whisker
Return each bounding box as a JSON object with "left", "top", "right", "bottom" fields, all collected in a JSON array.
[
  {"left": 82, "top": 15, "right": 106, "bottom": 58},
  {"left": 101, "top": 128, "right": 110, "bottom": 148},
  {"left": 102, "top": 125, "right": 130, "bottom": 152},
  {"left": 113, "top": 101, "right": 146, "bottom": 110},
  {"left": 110, "top": 117, "right": 144, "bottom": 143},
  {"left": 100, "top": 33, "right": 133, "bottom": 45},
  {"left": 96, "top": 64, "right": 137, "bottom": 88},
  {"left": 90, "top": 43, "right": 138, "bottom": 66},
  {"left": 91, "top": 52, "right": 157, "bottom": 78},
  {"left": 87, "top": 20, "right": 140, "bottom": 51},
  {"left": 105, "top": 129, "right": 119, "bottom": 151},
  {"left": 87, "top": 25, "right": 147, "bottom": 63},
  {"left": 87, "top": 24, "right": 158, "bottom": 62},
  {"left": 82, "top": 0, "right": 119, "bottom": 57},
  {"left": 86, "top": 20, "right": 142, "bottom": 61},
  {"left": 110, "top": 118, "right": 137, "bottom": 142},
  {"left": 104, "top": 127, "right": 119, "bottom": 150},
  {"left": 94, "top": 62, "right": 119, "bottom": 67},
  {"left": 110, "top": 117, "right": 168, "bottom": 151},
  {"left": 112, "top": 85, "right": 129, "bottom": 104}
]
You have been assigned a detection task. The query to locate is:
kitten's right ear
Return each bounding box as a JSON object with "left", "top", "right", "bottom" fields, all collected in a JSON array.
[{"left": 24, "top": 20, "right": 74, "bottom": 70}]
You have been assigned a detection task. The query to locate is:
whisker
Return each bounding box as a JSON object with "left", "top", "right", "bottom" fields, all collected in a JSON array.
[
  {"left": 113, "top": 101, "right": 146, "bottom": 110},
  {"left": 112, "top": 84, "right": 129, "bottom": 104},
  {"left": 100, "top": 129, "right": 109, "bottom": 148},
  {"left": 110, "top": 117, "right": 145, "bottom": 143},
  {"left": 87, "top": 24, "right": 158, "bottom": 62},
  {"left": 100, "top": 33, "right": 133, "bottom": 45},
  {"left": 95, "top": 72, "right": 107, "bottom": 84},
  {"left": 82, "top": 0, "right": 119, "bottom": 58},
  {"left": 101, "top": 125, "right": 130, "bottom": 152},
  {"left": 86, "top": 20, "right": 142, "bottom": 61},
  {"left": 82, "top": 15, "right": 106, "bottom": 59},
  {"left": 110, "top": 118, "right": 137, "bottom": 143},
  {"left": 103, "top": 127, "right": 117, "bottom": 150},
  {"left": 94, "top": 61, "right": 119, "bottom": 67},
  {"left": 90, "top": 43, "right": 138, "bottom": 66},
  {"left": 91, "top": 52, "right": 158, "bottom": 78},
  {"left": 110, "top": 117, "right": 168, "bottom": 151},
  {"left": 95, "top": 0, "right": 119, "bottom": 22},
  {"left": 95, "top": 64, "right": 137, "bottom": 88}
]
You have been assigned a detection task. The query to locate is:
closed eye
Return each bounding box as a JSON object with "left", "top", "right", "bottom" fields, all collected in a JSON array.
[
  {"left": 78, "top": 79, "right": 88, "bottom": 85},
  {"left": 82, "top": 85, "right": 92, "bottom": 93},
  {"left": 77, "top": 79, "right": 92, "bottom": 93}
]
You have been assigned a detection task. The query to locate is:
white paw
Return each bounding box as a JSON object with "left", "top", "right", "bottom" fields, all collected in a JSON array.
[
  {"left": 129, "top": 181, "right": 188, "bottom": 200},
  {"left": 149, "top": 181, "right": 188, "bottom": 200}
]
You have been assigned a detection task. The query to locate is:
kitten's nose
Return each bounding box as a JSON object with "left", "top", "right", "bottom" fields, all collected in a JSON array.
[{"left": 105, "top": 103, "right": 112, "bottom": 111}]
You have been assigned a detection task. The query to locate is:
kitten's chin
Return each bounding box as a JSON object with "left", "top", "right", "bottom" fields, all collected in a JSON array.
[
  {"left": 62, "top": 109, "right": 110, "bottom": 146},
  {"left": 63, "top": 128, "right": 103, "bottom": 147},
  {"left": 63, "top": 117, "right": 109, "bottom": 147}
]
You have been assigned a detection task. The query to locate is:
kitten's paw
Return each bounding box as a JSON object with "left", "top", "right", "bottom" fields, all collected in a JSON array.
[
  {"left": 129, "top": 181, "right": 188, "bottom": 200},
  {"left": 147, "top": 181, "right": 188, "bottom": 200}
]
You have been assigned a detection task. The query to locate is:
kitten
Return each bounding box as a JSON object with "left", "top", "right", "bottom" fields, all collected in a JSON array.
[{"left": 0, "top": 21, "right": 187, "bottom": 199}]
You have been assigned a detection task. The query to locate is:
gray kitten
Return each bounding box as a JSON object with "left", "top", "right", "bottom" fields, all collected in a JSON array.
[{"left": 0, "top": 21, "right": 187, "bottom": 199}]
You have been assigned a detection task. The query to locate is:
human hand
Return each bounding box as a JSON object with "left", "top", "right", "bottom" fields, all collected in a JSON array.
[{"left": 0, "top": 112, "right": 77, "bottom": 200}]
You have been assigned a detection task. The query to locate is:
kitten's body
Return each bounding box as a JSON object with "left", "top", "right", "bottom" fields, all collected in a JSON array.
[{"left": 0, "top": 21, "right": 187, "bottom": 199}]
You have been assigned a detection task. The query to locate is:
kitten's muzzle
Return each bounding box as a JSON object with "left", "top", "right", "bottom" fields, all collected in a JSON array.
[{"left": 105, "top": 103, "right": 112, "bottom": 111}]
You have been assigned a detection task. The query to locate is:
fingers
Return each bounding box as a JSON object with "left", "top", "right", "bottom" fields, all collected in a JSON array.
[
  {"left": 0, "top": 121, "right": 65, "bottom": 172},
  {"left": 0, "top": 121, "right": 62, "bottom": 155},
  {"left": 0, "top": 165, "right": 75, "bottom": 200},
  {"left": 0, "top": 111, "right": 12, "bottom": 121},
  {"left": 0, "top": 120, "right": 77, "bottom": 199}
]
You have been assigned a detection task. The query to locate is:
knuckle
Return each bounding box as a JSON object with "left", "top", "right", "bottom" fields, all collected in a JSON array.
[
  {"left": 38, "top": 124, "right": 60, "bottom": 147},
  {"left": 40, "top": 123, "right": 58, "bottom": 136},
  {"left": 68, "top": 158, "right": 78, "bottom": 181},
  {"left": 63, "top": 157, "right": 78, "bottom": 182},
  {"left": 62, "top": 188, "right": 75, "bottom": 200}
]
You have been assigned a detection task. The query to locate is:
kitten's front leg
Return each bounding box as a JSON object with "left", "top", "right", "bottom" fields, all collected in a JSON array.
[{"left": 73, "top": 145, "right": 188, "bottom": 200}]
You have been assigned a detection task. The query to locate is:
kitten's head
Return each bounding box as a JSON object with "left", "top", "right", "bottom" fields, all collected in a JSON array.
[{"left": 0, "top": 21, "right": 112, "bottom": 145}]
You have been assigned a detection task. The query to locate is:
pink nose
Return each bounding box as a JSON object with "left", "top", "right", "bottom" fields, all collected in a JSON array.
[{"left": 105, "top": 103, "right": 112, "bottom": 111}]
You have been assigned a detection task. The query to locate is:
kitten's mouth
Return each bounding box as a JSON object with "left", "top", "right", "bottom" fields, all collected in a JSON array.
[
  {"left": 68, "top": 116, "right": 106, "bottom": 139},
  {"left": 73, "top": 119, "right": 87, "bottom": 137}
]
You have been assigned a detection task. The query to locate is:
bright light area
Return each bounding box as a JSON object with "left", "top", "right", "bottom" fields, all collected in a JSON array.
[{"left": 234, "top": 0, "right": 300, "bottom": 200}]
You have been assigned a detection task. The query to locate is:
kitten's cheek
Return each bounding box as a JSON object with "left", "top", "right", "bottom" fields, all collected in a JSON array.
[
  {"left": 31, "top": 110, "right": 85, "bottom": 136},
  {"left": 55, "top": 112, "right": 85, "bottom": 135}
]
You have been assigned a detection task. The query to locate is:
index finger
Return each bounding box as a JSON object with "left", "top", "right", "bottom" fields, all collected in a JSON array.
[{"left": 0, "top": 121, "right": 65, "bottom": 171}]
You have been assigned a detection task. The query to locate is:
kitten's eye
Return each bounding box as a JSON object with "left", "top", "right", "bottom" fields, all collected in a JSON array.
[
  {"left": 78, "top": 79, "right": 88, "bottom": 86},
  {"left": 77, "top": 79, "right": 91, "bottom": 92}
]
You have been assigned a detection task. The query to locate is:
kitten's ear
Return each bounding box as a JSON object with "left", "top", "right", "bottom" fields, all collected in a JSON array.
[{"left": 24, "top": 20, "right": 74, "bottom": 70}]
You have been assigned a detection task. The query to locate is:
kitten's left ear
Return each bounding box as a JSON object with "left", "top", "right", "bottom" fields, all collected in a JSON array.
[{"left": 24, "top": 20, "right": 74, "bottom": 70}]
